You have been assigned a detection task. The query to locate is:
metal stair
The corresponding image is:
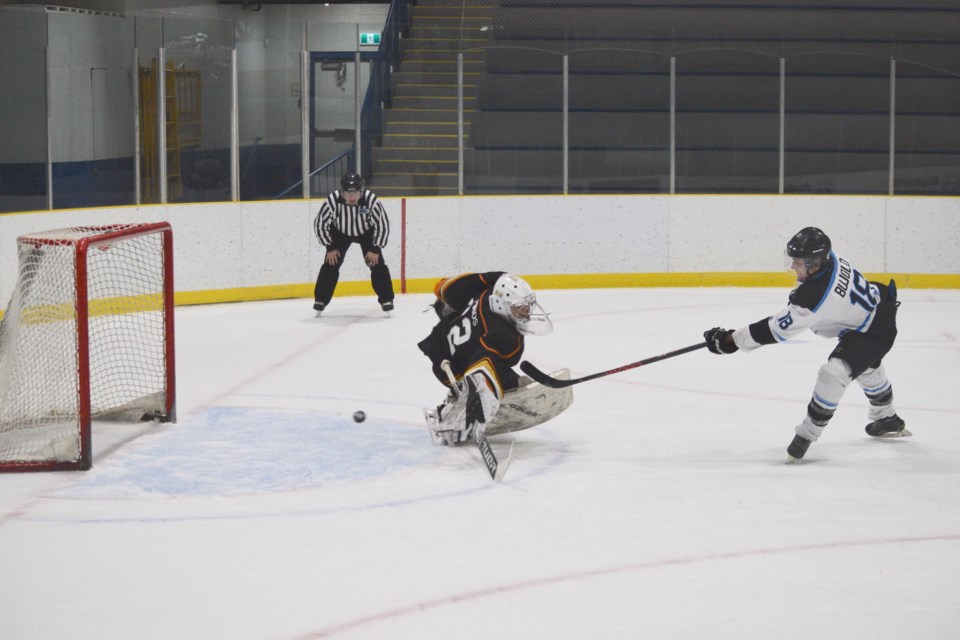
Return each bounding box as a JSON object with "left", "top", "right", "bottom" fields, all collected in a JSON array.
[{"left": 370, "top": 1, "right": 494, "bottom": 197}]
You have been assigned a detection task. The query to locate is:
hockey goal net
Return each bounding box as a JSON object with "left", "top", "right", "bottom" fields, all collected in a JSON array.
[{"left": 0, "top": 223, "right": 176, "bottom": 472}]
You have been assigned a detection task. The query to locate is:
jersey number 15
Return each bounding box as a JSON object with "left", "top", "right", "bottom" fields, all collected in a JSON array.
[{"left": 850, "top": 270, "right": 881, "bottom": 312}]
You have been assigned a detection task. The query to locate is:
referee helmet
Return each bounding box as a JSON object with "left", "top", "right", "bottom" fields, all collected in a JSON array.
[{"left": 340, "top": 172, "right": 363, "bottom": 192}]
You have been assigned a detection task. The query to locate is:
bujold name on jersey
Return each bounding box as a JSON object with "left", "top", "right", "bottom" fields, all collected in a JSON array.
[{"left": 833, "top": 255, "right": 853, "bottom": 299}]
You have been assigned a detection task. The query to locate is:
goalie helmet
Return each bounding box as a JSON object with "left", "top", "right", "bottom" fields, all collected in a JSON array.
[
  {"left": 340, "top": 172, "right": 363, "bottom": 192},
  {"left": 489, "top": 274, "right": 553, "bottom": 336},
  {"left": 785, "top": 227, "right": 831, "bottom": 273}
]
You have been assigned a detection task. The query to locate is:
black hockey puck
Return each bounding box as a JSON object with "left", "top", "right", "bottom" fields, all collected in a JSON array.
[{"left": 353, "top": 411, "right": 366, "bottom": 423}]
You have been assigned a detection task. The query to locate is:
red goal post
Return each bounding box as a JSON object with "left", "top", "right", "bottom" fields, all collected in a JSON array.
[{"left": 0, "top": 223, "right": 176, "bottom": 472}]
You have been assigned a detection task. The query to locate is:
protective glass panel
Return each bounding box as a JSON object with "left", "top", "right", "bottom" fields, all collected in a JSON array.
[
  {"left": 568, "top": 50, "right": 670, "bottom": 194},
  {"left": 135, "top": 16, "right": 162, "bottom": 205},
  {"left": 48, "top": 13, "right": 136, "bottom": 210},
  {"left": 162, "top": 17, "right": 235, "bottom": 203},
  {"left": 358, "top": 25, "right": 392, "bottom": 198},
  {"left": 465, "top": 46, "right": 564, "bottom": 195},
  {"left": 675, "top": 50, "right": 780, "bottom": 194},
  {"left": 894, "top": 61, "right": 960, "bottom": 195},
  {"left": 784, "top": 53, "right": 891, "bottom": 194},
  {"left": 237, "top": 16, "right": 313, "bottom": 201},
  {"left": 0, "top": 9, "right": 48, "bottom": 214},
  {"left": 307, "top": 21, "right": 367, "bottom": 200}
]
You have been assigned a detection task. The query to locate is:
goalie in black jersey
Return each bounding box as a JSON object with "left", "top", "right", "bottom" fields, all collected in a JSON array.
[
  {"left": 417, "top": 272, "right": 555, "bottom": 446},
  {"left": 704, "top": 227, "right": 908, "bottom": 462}
]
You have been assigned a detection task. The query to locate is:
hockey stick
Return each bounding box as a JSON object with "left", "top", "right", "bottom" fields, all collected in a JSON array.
[
  {"left": 440, "top": 360, "right": 512, "bottom": 481},
  {"left": 519, "top": 342, "right": 708, "bottom": 388}
]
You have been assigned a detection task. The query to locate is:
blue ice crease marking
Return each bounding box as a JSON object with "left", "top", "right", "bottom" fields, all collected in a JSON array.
[{"left": 55, "top": 406, "right": 435, "bottom": 498}]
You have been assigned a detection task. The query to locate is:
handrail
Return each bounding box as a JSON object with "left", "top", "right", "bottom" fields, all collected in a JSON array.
[
  {"left": 359, "top": 0, "right": 409, "bottom": 181},
  {"left": 273, "top": 149, "right": 353, "bottom": 200}
]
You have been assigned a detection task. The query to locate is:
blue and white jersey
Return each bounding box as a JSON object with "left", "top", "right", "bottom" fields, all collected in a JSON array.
[{"left": 733, "top": 251, "right": 882, "bottom": 351}]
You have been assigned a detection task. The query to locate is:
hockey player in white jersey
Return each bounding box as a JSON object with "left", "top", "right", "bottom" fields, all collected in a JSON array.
[{"left": 703, "top": 227, "right": 908, "bottom": 462}]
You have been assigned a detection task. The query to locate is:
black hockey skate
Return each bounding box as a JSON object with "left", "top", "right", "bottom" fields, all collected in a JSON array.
[
  {"left": 865, "top": 414, "right": 911, "bottom": 438},
  {"left": 313, "top": 301, "right": 325, "bottom": 317},
  {"left": 786, "top": 435, "right": 812, "bottom": 462}
]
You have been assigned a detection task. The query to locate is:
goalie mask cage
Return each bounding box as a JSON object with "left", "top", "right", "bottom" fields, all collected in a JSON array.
[{"left": 0, "top": 223, "right": 176, "bottom": 472}]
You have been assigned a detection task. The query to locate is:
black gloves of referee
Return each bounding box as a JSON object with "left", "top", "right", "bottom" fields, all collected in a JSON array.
[{"left": 704, "top": 327, "right": 739, "bottom": 354}]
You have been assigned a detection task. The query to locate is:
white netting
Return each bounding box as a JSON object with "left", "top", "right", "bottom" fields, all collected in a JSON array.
[{"left": 0, "top": 224, "right": 171, "bottom": 468}]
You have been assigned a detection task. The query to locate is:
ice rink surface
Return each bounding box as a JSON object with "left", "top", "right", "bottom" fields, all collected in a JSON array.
[{"left": 2, "top": 286, "right": 959, "bottom": 639}]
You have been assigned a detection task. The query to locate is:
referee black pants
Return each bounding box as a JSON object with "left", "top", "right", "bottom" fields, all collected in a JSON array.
[{"left": 314, "top": 230, "right": 395, "bottom": 306}]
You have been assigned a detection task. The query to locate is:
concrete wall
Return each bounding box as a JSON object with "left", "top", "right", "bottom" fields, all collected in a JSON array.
[{"left": 1, "top": 194, "right": 958, "bottom": 311}]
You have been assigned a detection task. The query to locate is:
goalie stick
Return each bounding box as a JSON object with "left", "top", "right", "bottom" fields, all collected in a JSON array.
[
  {"left": 519, "top": 342, "right": 708, "bottom": 388},
  {"left": 439, "top": 360, "right": 513, "bottom": 482}
]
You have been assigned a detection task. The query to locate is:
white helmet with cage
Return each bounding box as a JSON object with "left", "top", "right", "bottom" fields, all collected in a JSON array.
[{"left": 488, "top": 274, "right": 553, "bottom": 336}]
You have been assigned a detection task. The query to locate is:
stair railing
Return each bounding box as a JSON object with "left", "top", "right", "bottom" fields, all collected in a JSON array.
[
  {"left": 273, "top": 149, "right": 353, "bottom": 200},
  {"left": 359, "top": 0, "right": 409, "bottom": 182}
]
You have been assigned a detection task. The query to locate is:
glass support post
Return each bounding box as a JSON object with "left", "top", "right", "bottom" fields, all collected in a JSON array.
[
  {"left": 889, "top": 58, "right": 896, "bottom": 195},
  {"left": 669, "top": 57, "right": 676, "bottom": 194},
  {"left": 563, "top": 55, "right": 569, "bottom": 195},
  {"left": 45, "top": 46, "right": 53, "bottom": 210},
  {"left": 779, "top": 58, "right": 785, "bottom": 194},
  {"left": 458, "top": 53, "right": 464, "bottom": 196},
  {"left": 300, "top": 49, "right": 310, "bottom": 200},
  {"left": 355, "top": 49, "right": 362, "bottom": 174},
  {"left": 230, "top": 49, "right": 239, "bottom": 202},
  {"left": 133, "top": 49, "right": 141, "bottom": 205},
  {"left": 158, "top": 47, "right": 167, "bottom": 204}
]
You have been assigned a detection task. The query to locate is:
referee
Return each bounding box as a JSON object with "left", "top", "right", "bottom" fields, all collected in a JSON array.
[{"left": 312, "top": 172, "right": 395, "bottom": 316}]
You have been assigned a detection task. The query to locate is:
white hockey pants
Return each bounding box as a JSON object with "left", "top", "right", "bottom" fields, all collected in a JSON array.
[{"left": 796, "top": 358, "right": 897, "bottom": 442}]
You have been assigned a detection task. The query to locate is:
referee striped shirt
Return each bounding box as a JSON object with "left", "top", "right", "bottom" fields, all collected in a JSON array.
[{"left": 313, "top": 190, "right": 390, "bottom": 248}]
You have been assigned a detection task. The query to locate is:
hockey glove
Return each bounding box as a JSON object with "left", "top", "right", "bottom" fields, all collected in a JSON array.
[
  {"left": 463, "top": 376, "right": 486, "bottom": 430},
  {"left": 704, "top": 327, "right": 739, "bottom": 354},
  {"left": 431, "top": 375, "right": 500, "bottom": 446}
]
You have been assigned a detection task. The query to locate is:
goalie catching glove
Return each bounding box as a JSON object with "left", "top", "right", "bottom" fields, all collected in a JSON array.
[{"left": 428, "top": 374, "right": 501, "bottom": 446}]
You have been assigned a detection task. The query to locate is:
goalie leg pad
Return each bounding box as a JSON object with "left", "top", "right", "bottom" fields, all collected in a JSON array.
[{"left": 485, "top": 369, "right": 574, "bottom": 436}]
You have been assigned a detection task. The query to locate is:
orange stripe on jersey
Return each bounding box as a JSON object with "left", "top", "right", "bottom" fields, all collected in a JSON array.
[
  {"left": 438, "top": 273, "right": 473, "bottom": 302},
  {"left": 433, "top": 277, "right": 449, "bottom": 298}
]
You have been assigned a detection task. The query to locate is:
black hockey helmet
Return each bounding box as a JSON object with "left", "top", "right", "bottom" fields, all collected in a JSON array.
[
  {"left": 340, "top": 172, "right": 363, "bottom": 192},
  {"left": 786, "top": 227, "right": 831, "bottom": 271}
]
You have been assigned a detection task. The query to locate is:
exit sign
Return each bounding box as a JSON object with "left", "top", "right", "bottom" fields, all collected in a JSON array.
[{"left": 359, "top": 32, "right": 381, "bottom": 46}]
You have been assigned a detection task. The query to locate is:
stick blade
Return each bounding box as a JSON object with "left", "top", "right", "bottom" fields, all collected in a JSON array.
[
  {"left": 493, "top": 438, "right": 515, "bottom": 482},
  {"left": 473, "top": 423, "right": 503, "bottom": 480}
]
